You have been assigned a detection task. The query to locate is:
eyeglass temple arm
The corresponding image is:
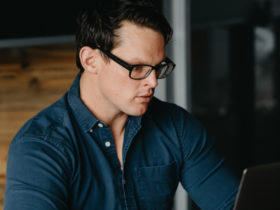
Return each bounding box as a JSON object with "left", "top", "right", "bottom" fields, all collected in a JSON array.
[{"left": 98, "top": 48, "right": 134, "bottom": 71}]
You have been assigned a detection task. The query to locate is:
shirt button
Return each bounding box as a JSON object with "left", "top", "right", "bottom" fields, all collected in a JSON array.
[
  {"left": 97, "top": 123, "right": 104, "bottom": 128},
  {"left": 89, "top": 129, "right": 93, "bottom": 133},
  {"left": 105, "top": 141, "right": 111, "bottom": 147}
]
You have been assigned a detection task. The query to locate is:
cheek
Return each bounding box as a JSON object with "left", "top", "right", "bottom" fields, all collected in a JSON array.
[
  {"left": 113, "top": 78, "right": 136, "bottom": 99},
  {"left": 101, "top": 68, "right": 138, "bottom": 99}
]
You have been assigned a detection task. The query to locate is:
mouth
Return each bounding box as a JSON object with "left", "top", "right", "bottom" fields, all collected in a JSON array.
[
  {"left": 136, "top": 93, "right": 154, "bottom": 102},
  {"left": 136, "top": 88, "right": 155, "bottom": 102},
  {"left": 140, "top": 93, "right": 153, "bottom": 97}
]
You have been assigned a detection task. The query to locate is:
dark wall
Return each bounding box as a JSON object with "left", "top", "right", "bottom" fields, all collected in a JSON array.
[
  {"left": 190, "top": 0, "right": 280, "bottom": 177},
  {"left": 189, "top": 1, "right": 280, "bottom": 209}
]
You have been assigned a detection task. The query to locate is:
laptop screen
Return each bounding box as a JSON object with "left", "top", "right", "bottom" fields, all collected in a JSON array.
[{"left": 233, "top": 162, "right": 280, "bottom": 210}]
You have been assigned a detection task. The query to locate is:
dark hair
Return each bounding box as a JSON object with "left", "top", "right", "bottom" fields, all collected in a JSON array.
[{"left": 75, "top": 0, "right": 173, "bottom": 71}]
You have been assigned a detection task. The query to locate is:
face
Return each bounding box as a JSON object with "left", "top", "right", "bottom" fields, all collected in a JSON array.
[{"left": 95, "top": 21, "right": 165, "bottom": 117}]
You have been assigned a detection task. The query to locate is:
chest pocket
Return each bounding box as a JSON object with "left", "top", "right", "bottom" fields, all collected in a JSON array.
[{"left": 134, "top": 161, "right": 179, "bottom": 210}]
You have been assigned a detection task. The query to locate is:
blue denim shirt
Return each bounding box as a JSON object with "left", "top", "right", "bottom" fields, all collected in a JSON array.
[{"left": 5, "top": 73, "right": 239, "bottom": 210}]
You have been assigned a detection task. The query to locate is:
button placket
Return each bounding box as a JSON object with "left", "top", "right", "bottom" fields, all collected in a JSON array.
[
  {"left": 105, "top": 141, "right": 111, "bottom": 148},
  {"left": 97, "top": 123, "right": 104, "bottom": 128}
]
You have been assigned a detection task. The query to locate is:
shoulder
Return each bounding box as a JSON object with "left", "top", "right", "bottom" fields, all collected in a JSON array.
[
  {"left": 147, "top": 97, "right": 195, "bottom": 125},
  {"left": 7, "top": 93, "right": 76, "bottom": 180},
  {"left": 11, "top": 93, "right": 73, "bottom": 149},
  {"left": 146, "top": 97, "right": 208, "bottom": 140},
  {"left": 148, "top": 97, "right": 187, "bottom": 117}
]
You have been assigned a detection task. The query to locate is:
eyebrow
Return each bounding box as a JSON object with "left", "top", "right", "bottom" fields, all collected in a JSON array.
[
  {"left": 99, "top": 47, "right": 166, "bottom": 67},
  {"left": 124, "top": 56, "right": 166, "bottom": 66}
]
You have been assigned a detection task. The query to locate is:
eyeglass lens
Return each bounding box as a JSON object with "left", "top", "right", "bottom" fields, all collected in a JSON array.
[{"left": 130, "top": 64, "right": 172, "bottom": 79}]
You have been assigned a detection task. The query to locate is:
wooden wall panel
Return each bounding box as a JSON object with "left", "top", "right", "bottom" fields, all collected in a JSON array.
[
  {"left": 0, "top": 176, "right": 4, "bottom": 210},
  {"left": 0, "top": 43, "right": 78, "bottom": 209}
]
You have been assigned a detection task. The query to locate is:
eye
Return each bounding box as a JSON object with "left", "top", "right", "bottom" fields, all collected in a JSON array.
[
  {"left": 133, "top": 65, "right": 152, "bottom": 72},
  {"left": 133, "top": 66, "right": 143, "bottom": 71}
]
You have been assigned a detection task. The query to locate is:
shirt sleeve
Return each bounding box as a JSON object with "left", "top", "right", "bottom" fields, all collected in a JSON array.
[
  {"left": 177, "top": 108, "right": 240, "bottom": 210},
  {"left": 4, "top": 137, "right": 72, "bottom": 210}
]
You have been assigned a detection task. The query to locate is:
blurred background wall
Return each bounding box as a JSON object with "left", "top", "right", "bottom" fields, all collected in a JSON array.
[{"left": 165, "top": 0, "right": 280, "bottom": 209}]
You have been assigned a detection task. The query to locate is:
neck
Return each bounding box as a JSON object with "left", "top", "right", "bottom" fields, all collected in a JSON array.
[{"left": 79, "top": 72, "right": 128, "bottom": 132}]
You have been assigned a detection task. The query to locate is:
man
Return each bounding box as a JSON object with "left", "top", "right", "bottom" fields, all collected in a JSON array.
[{"left": 4, "top": 0, "right": 239, "bottom": 209}]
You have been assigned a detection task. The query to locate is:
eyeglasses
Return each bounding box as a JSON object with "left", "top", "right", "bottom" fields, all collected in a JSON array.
[{"left": 98, "top": 48, "right": 175, "bottom": 80}]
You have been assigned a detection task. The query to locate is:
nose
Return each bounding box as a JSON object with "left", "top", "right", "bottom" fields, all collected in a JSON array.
[{"left": 144, "top": 70, "right": 158, "bottom": 88}]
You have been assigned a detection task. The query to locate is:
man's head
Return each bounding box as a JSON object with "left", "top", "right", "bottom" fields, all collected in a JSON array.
[
  {"left": 75, "top": 0, "right": 173, "bottom": 72},
  {"left": 76, "top": 0, "right": 174, "bottom": 118}
]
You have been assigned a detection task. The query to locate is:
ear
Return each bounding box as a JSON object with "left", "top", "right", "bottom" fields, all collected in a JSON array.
[{"left": 79, "top": 46, "right": 99, "bottom": 74}]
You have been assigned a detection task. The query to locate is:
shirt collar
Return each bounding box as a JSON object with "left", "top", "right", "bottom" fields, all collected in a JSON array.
[
  {"left": 67, "top": 73, "right": 99, "bottom": 132},
  {"left": 127, "top": 115, "right": 142, "bottom": 131},
  {"left": 67, "top": 73, "right": 143, "bottom": 132}
]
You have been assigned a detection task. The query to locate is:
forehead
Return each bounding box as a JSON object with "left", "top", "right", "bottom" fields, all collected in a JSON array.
[{"left": 113, "top": 21, "right": 166, "bottom": 64}]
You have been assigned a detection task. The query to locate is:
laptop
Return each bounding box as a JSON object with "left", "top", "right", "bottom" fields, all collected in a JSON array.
[{"left": 233, "top": 161, "right": 280, "bottom": 210}]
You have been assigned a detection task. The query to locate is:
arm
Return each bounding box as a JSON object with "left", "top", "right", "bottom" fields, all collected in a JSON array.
[
  {"left": 178, "top": 111, "right": 239, "bottom": 210},
  {"left": 4, "top": 138, "right": 71, "bottom": 210}
]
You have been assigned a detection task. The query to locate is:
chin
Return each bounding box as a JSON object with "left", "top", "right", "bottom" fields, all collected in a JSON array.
[{"left": 128, "top": 104, "right": 149, "bottom": 116}]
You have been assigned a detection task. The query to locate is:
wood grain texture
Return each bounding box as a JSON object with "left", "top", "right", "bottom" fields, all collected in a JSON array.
[
  {"left": 0, "top": 43, "right": 77, "bottom": 144},
  {"left": 0, "top": 43, "right": 78, "bottom": 209},
  {"left": 0, "top": 176, "right": 4, "bottom": 210}
]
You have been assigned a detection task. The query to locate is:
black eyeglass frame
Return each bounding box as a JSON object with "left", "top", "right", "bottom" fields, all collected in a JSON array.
[{"left": 97, "top": 48, "right": 175, "bottom": 80}]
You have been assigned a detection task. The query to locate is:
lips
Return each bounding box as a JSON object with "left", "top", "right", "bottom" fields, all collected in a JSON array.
[
  {"left": 135, "top": 89, "right": 154, "bottom": 102},
  {"left": 138, "top": 89, "right": 154, "bottom": 97},
  {"left": 139, "top": 93, "right": 153, "bottom": 97},
  {"left": 138, "top": 91, "right": 154, "bottom": 98},
  {"left": 136, "top": 93, "right": 154, "bottom": 103}
]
